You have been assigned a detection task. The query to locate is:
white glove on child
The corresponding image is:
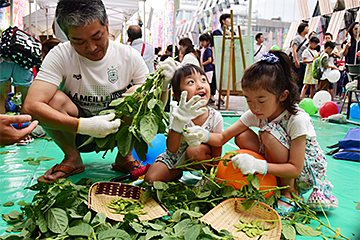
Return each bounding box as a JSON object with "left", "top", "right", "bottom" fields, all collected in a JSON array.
[
  {"left": 231, "top": 153, "right": 268, "bottom": 175},
  {"left": 77, "top": 113, "right": 121, "bottom": 138},
  {"left": 157, "top": 57, "right": 179, "bottom": 91},
  {"left": 170, "top": 91, "right": 207, "bottom": 133},
  {"left": 183, "top": 126, "right": 210, "bottom": 148}
]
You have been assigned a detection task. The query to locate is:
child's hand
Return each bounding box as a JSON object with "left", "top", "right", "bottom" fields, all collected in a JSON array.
[
  {"left": 232, "top": 153, "right": 267, "bottom": 175},
  {"left": 183, "top": 126, "right": 210, "bottom": 148},
  {"left": 170, "top": 91, "right": 207, "bottom": 133},
  {"left": 157, "top": 58, "right": 179, "bottom": 91}
]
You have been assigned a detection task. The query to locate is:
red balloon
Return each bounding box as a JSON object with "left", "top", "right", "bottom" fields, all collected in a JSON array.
[
  {"left": 216, "top": 149, "right": 278, "bottom": 198},
  {"left": 319, "top": 101, "right": 339, "bottom": 118}
]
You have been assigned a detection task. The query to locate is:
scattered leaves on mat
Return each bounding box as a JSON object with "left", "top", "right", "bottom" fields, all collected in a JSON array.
[{"left": 355, "top": 201, "right": 360, "bottom": 210}]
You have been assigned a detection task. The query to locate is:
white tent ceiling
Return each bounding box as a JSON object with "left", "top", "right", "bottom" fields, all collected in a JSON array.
[{"left": 23, "top": 0, "right": 139, "bottom": 32}]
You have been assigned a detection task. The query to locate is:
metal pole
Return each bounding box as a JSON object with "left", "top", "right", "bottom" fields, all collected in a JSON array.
[
  {"left": 143, "top": 0, "right": 146, "bottom": 42},
  {"left": 10, "top": 0, "right": 13, "bottom": 25},
  {"left": 246, "top": 0, "right": 252, "bottom": 53},
  {"left": 173, "top": 0, "right": 179, "bottom": 58},
  {"left": 35, "top": 0, "right": 38, "bottom": 38},
  {"left": 29, "top": 0, "right": 31, "bottom": 34},
  {"left": 46, "top": 7, "right": 49, "bottom": 39}
]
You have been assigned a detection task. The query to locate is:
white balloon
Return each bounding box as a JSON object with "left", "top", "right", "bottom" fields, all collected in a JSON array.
[
  {"left": 327, "top": 70, "right": 341, "bottom": 83},
  {"left": 313, "top": 90, "right": 332, "bottom": 108}
]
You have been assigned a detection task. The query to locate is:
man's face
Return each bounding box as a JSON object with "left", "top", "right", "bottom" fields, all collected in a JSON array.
[
  {"left": 67, "top": 19, "right": 109, "bottom": 61},
  {"left": 223, "top": 17, "right": 231, "bottom": 28},
  {"left": 258, "top": 35, "right": 264, "bottom": 43},
  {"left": 324, "top": 35, "right": 333, "bottom": 42}
]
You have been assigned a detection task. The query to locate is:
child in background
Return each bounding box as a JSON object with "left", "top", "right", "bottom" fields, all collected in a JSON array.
[
  {"left": 318, "top": 41, "right": 338, "bottom": 92},
  {"left": 199, "top": 33, "right": 216, "bottom": 104},
  {"left": 183, "top": 51, "right": 337, "bottom": 215},
  {"left": 300, "top": 36, "right": 319, "bottom": 99},
  {"left": 144, "top": 64, "right": 224, "bottom": 183}
]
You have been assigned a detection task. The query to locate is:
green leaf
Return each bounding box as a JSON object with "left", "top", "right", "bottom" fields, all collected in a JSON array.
[
  {"left": 147, "top": 98, "right": 157, "bottom": 110},
  {"left": 116, "top": 126, "right": 133, "bottom": 157},
  {"left": 35, "top": 211, "right": 48, "bottom": 233},
  {"left": 251, "top": 175, "right": 260, "bottom": 190},
  {"left": 99, "top": 109, "right": 116, "bottom": 115},
  {"left": 184, "top": 224, "right": 201, "bottom": 240},
  {"left": 130, "top": 222, "right": 145, "bottom": 233},
  {"left": 23, "top": 157, "right": 35, "bottom": 162},
  {"left": 153, "top": 181, "right": 169, "bottom": 191},
  {"left": 109, "top": 97, "right": 125, "bottom": 107},
  {"left": 174, "top": 219, "right": 194, "bottom": 235},
  {"left": 139, "top": 113, "right": 159, "bottom": 144},
  {"left": 67, "top": 222, "right": 92, "bottom": 237},
  {"left": 241, "top": 199, "right": 254, "bottom": 211},
  {"left": 197, "top": 190, "right": 212, "bottom": 199},
  {"left": 145, "top": 229, "right": 162, "bottom": 240},
  {"left": 78, "top": 136, "right": 95, "bottom": 149},
  {"left": 91, "top": 213, "right": 107, "bottom": 225},
  {"left": 36, "top": 156, "right": 55, "bottom": 161},
  {"left": 28, "top": 160, "right": 40, "bottom": 165},
  {"left": 3, "top": 202, "right": 14, "bottom": 207},
  {"left": 45, "top": 207, "right": 69, "bottom": 234},
  {"left": 95, "top": 135, "right": 112, "bottom": 150},
  {"left": 134, "top": 138, "right": 148, "bottom": 162},
  {"left": 97, "top": 229, "right": 131, "bottom": 240},
  {"left": 17, "top": 200, "right": 29, "bottom": 206},
  {"left": 145, "top": 222, "right": 164, "bottom": 231},
  {"left": 171, "top": 209, "right": 203, "bottom": 222},
  {"left": 282, "top": 223, "right": 296, "bottom": 240},
  {"left": 83, "top": 211, "right": 92, "bottom": 224},
  {"left": 294, "top": 222, "right": 322, "bottom": 236}
]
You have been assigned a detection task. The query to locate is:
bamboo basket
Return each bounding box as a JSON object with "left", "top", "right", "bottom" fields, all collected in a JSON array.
[
  {"left": 88, "top": 182, "right": 169, "bottom": 222},
  {"left": 200, "top": 198, "right": 281, "bottom": 240}
]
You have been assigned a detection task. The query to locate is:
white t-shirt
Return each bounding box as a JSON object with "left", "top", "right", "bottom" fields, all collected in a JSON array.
[
  {"left": 302, "top": 48, "right": 318, "bottom": 63},
  {"left": 320, "top": 52, "right": 331, "bottom": 80},
  {"left": 181, "top": 53, "right": 200, "bottom": 67},
  {"left": 36, "top": 40, "right": 148, "bottom": 116},
  {"left": 254, "top": 43, "right": 267, "bottom": 62},
  {"left": 131, "top": 38, "right": 155, "bottom": 73},
  {"left": 240, "top": 107, "right": 316, "bottom": 140}
]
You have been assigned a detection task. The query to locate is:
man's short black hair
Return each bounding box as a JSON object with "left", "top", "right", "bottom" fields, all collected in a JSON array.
[
  {"left": 309, "top": 36, "right": 320, "bottom": 44},
  {"left": 297, "top": 22, "right": 309, "bottom": 35},
  {"left": 127, "top": 25, "right": 142, "bottom": 40},
  {"left": 255, "top": 33, "right": 263, "bottom": 41},
  {"left": 325, "top": 41, "right": 336, "bottom": 50},
  {"left": 324, "top": 32, "right": 333, "bottom": 39},
  {"left": 219, "top": 13, "right": 231, "bottom": 27}
]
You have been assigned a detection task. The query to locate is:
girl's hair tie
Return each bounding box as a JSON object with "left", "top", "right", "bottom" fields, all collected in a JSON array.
[{"left": 260, "top": 53, "right": 279, "bottom": 63}]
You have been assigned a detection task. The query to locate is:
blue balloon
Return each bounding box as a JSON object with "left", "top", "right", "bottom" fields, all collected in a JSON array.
[
  {"left": 132, "top": 134, "right": 167, "bottom": 165},
  {"left": 350, "top": 103, "right": 360, "bottom": 119}
]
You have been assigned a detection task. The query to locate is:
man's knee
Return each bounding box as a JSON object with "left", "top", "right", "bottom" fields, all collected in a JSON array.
[{"left": 48, "top": 90, "right": 78, "bottom": 116}]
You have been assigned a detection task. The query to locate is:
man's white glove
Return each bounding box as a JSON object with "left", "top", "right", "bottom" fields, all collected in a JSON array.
[
  {"left": 183, "top": 126, "right": 210, "bottom": 148},
  {"left": 170, "top": 91, "right": 207, "bottom": 133},
  {"left": 157, "top": 57, "right": 179, "bottom": 91},
  {"left": 77, "top": 113, "right": 120, "bottom": 138},
  {"left": 231, "top": 153, "right": 268, "bottom": 175}
]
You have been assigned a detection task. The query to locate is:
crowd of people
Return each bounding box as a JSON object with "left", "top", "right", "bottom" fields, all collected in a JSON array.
[
  {"left": 0, "top": 0, "right": 343, "bottom": 216},
  {"left": 285, "top": 22, "right": 359, "bottom": 101}
]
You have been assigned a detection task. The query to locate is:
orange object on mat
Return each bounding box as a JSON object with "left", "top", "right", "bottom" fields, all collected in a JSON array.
[{"left": 216, "top": 149, "right": 277, "bottom": 198}]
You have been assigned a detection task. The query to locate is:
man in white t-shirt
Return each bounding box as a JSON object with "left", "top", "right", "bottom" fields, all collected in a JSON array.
[
  {"left": 254, "top": 33, "right": 267, "bottom": 62},
  {"left": 22, "top": 0, "right": 174, "bottom": 183},
  {"left": 127, "top": 25, "right": 155, "bottom": 73}
]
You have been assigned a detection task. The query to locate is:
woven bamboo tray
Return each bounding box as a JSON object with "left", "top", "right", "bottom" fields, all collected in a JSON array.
[
  {"left": 200, "top": 198, "right": 281, "bottom": 240},
  {"left": 88, "top": 182, "right": 169, "bottom": 222}
]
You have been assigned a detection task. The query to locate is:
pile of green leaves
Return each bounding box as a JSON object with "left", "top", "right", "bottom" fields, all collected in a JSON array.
[
  {"left": 0, "top": 159, "right": 351, "bottom": 240},
  {"left": 83, "top": 69, "right": 169, "bottom": 161}
]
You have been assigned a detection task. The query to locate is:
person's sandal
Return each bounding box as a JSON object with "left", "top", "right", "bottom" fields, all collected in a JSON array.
[
  {"left": 111, "top": 160, "right": 141, "bottom": 173},
  {"left": 274, "top": 196, "right": 302, "bottom": 217}
]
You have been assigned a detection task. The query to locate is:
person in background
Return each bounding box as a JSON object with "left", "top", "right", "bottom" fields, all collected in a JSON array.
[
  {"left": 0, "top": 59, "right": 33, "bottom": 115},
  {"left": 292, "top": 22, "right": 309, "bottom": 92},
  {"left": 318, "top": 41, "right": 338, "bottom": 92},
  {"left": 178, "top": 37, "right": 200, "bottom": 67},
  {"left": 308, "top": 31, "right": 320, "bottom": 52},
  {"left": 343, "top": 22, "right": 360, "bottom": 65},
  {"left": 165, "top": 44, "right": 179, "bottom": 59},
  {"left": 199, "top": 33, "right": 215, "bottom": 104},
  {"left": 301, "top": 36, "right": 320, "bottom": 99},
  {"left": 144, "top": 64, "right": 223, "bottom": 183},
  {"left": 127, "top": 25, "right": 155, "bottom": 73},
  {"left": 213, "top": 13, "right": 232, "bottom": 36},
  {"left": 0, "top": 114, "right": 38, "bottom": 145},
  {"left": 22, "top": 0, "right": 175, "bottom": 183},
  {"left": 254, "top": 33, "right": 267, "bottom": 62}
]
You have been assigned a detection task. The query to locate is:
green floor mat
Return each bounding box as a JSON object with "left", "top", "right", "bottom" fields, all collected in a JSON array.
[{"left": 0, "top": 115, "right": 359, "bottom": 239}]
